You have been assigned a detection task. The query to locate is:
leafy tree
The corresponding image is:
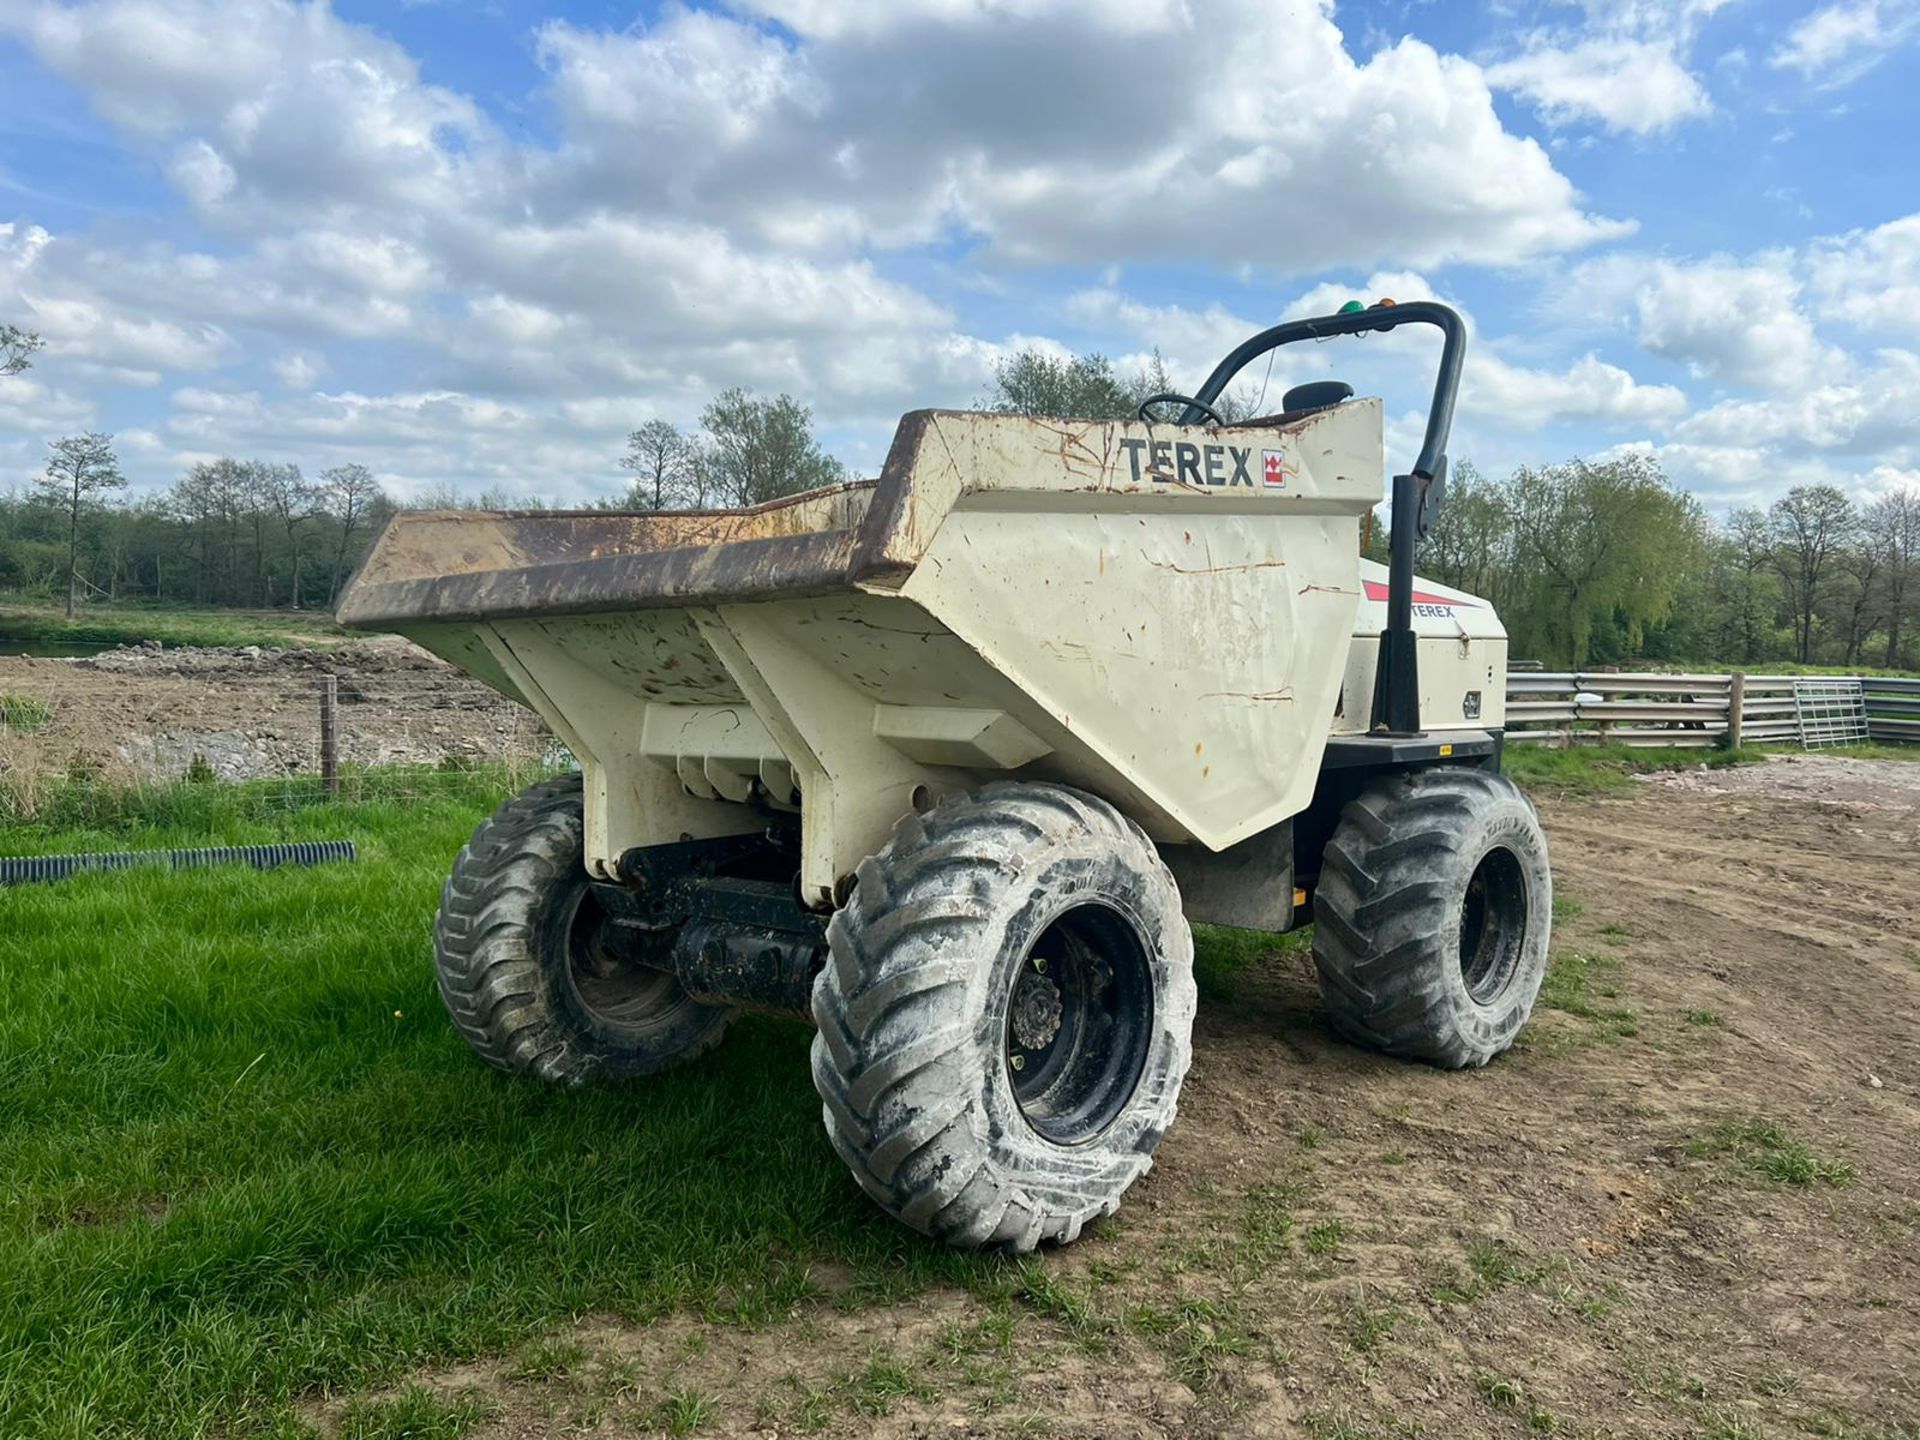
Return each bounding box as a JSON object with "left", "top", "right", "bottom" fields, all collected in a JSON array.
[
  {"left": 699, "top": 389, "right": 846, "bottom": 508},
  {"left": 37, "top": 432, "right": 126, "bottom": 617},
  {"left": 1499, "top": 454, "right": 1705, "bottom": 669},
  {"left": 1769, "top": 485, "right": 1858, "bottom": 663},
  {"left": 2, "top": 323, "right": 43, "bottom": 378},
  {"left": 986, "top": 345, "right": 1263, "bottom": 422},
  {"left": 1418, "top": 460, "right": 1511, "bottom": 611},
  {"left": 985, "top": 350, "right": 1138, "bottom": 419},
  {"left": 616, "top": 419, "right": 704, "bottom": 510}
]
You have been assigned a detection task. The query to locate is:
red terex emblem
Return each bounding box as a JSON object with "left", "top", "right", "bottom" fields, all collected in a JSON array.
[
  {"left": 1262, "top": 449, "right": 1287, "bottom": 487},
  {"left": 1362, "top": 580, "right": 1477, "bottom": 608}
]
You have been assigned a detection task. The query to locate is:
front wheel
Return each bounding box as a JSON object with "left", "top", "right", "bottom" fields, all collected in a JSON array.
[
  {"left": 1312, "top": 766, "right": 1551, "bottom": 1068},
  {"left": 811, "top": 782, "right": 1196, "bottom": 1252},
  {"left": 434, "top": 773, "right": 734, "bottom": 1086}
]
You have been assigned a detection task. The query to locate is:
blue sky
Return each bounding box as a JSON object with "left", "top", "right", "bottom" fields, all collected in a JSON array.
[{"left": 2, "top": 0, "right": 1918, "bottom": 511}]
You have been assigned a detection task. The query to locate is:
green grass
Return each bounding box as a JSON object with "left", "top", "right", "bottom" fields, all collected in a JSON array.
[
  {"left": 0, "top": 692, "right": 54, "bottom": 733},
  {"left": 1687, "top": 1120, "right": 1856, "bottom": 1188},
  {"left": 1504, "top": 743, "right": 1768, "bottom": 795},
  {"left": 0, "top": 761, "right": 545, "bottom": 830},
  {"left": 1189, "top": 922, "right": 1308, "bottom": 1003},
  {"left": 651, "top": 1385, "right": 718, "bottom": 1435},
  {"left": 0, "top": 775, "right": 1309, "bottom": 1438},
  {"left": 0, "top": 600, "right": 348, "bottom": 656},
  {"left": 1534, "top": 950, "right": 1639, "bottom": 1040},
  {"left": 0, "top": 782, "right": 1017, "bottom": 1439}
]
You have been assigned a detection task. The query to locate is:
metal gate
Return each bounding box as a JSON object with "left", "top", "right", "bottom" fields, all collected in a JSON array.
[{"left": 1792, "top": 678, "right": 1870, "bottom": 748}]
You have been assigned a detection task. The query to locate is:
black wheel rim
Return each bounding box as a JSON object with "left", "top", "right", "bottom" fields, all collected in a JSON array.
[
  {"left": 563, "top": 888, "right": 678, "bottom": 1026},
  {"left": 1458, "top": 845, "right": 1528, "bottom": 1004},
  {"left": 1005, "top": 902, "right": 1154, "bottom": 1146}
]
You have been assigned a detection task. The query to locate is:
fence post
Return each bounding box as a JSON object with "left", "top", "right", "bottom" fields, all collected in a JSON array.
[
  {"left": 1727, "top": 671, "right": 1745, "bottom": 750},
  {"left": 320, "top": 674, "right": 340, "bottom": 798}
]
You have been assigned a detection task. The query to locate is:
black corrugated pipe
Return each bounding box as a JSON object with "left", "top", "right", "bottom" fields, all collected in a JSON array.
[{"left": 0, "top": 840, "right": 356, "bottom": 887}]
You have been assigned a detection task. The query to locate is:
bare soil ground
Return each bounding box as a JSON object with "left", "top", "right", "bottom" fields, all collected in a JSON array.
[
  {"left": 0, "top": 638, "right": 544, "bottom": 783},
  {"left": 1643, "top": 751, "right": 1920, "bottom": 811},
  {"left": 329, "top": 767, "right": 1920, "bottom": 1440}
]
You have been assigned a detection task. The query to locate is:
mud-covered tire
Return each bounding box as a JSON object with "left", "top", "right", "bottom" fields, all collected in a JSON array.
[
  {"left": 1312, "top": 766, "right": 1551, "bottom": 1068},
  {"left": 811, "top": 782, "right": 1196, "bottom": 1252},
  {"left": 434, "top": 773, "right": 733, "bottom": 1086}
]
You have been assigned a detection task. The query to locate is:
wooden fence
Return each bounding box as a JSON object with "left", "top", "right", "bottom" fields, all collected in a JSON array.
[{"left": 1503, "top": 672, "right": 1920, "bottom": 748}]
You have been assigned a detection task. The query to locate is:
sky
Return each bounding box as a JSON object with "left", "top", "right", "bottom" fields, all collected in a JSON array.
[{"left": 1, "top": 0, "right": 1918, "bottom": 511}]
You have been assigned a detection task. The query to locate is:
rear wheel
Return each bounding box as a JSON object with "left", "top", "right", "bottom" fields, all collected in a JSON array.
[
  {"left": 434, "top": 773, "right": 733, "bottom": 1085},
  {"left": 811, "top": 782, "right": 1195, "bottom": 1252},
  {"left": 1312, "top": 766, "right": 1551, "bottom": 1068}
]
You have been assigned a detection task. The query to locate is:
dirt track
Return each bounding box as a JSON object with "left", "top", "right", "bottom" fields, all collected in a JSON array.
[{"left": 340, "top": 767, "right": 1920, "bottom": 1439}]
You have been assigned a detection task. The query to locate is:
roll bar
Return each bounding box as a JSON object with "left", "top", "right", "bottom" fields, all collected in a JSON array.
[{"left": 1180, "top": 299, "right": 1465, "bottom": 483}]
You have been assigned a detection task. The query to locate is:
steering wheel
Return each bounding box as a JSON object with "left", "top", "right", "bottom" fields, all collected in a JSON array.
[{"left": 1136, "top": 392, "right": 1225, "bottom": 426}]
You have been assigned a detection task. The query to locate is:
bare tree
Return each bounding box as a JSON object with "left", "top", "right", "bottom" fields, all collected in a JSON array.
[
  {"left": 2, "top": 323, "right": 43, "bottom": 378},
  {"left": 320, "top": 463, "right": 386, "bottom": 604},
  {"left": 1717, "top": 507, "right": 1777, "bottom": 664},
  {"left": 617, "top": 420, "right": 703, "bottom": 509},
  {"left": 1865, "top": 487, "right": 1920, "bottom": 667},
  {"left": 1769, "top": 485, "right": 1858, "bottom": 664},
  {"left": 258, "top": 462, "right": 315, "bottom": 607},
  {"left": 1835, "top": 534, "right": 1884, "bottom": 667},
  {"left": 37, "top": 432, "right": 126, "bottom": 617}
]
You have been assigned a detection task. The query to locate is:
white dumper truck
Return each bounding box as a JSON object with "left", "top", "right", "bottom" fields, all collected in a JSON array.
[{"left": 337, "top": 301, "right": 1550, "bottom": 1252}]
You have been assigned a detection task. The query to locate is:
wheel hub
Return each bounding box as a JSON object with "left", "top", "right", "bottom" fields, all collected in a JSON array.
[{"left": 1010, "top": 965, "right": 1064, "bottom": 1051}]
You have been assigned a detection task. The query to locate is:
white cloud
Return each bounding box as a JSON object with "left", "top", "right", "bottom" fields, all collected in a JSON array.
[
  {"left": 1807, "top": 213, "right": 1920, "bottom": 335},
  {"left": 1568, "top": 252, "right": 1846, "bottom": 391},
  {"left": 270, "top": 350, "right": 325, "bottom": 389},
  {"left": 1486, "top": 38, "right": 1711, "bottom": 134},
  {"left": 533, "top": 1, "right": 1628, "bottom": 271},
  {"left": 1770, "top": 0, "right": 1920, "bottom": 85},
  {"left": 1674, "top": 347, "right": 1920, "bottom": 459},
  {"left": 7, "top": 0, "right": 1907, "bottom": 511},
  {"left": 1483, "top": 0, "right": 1726, "bottom": 134},
  {"left": 0, "top": 0, "right": 1649, "bottom": 497}
]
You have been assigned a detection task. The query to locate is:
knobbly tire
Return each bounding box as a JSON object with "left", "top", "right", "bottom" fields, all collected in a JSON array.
[
  {"left": 1312, "top": 766, "right": 1551, "bottom": 1068},
  {"left": 434, "top": 773, "right": 733, "bottom": 1085},
  {"left": 811, "top": 782, "right": 1196, "bottom": 1253}
]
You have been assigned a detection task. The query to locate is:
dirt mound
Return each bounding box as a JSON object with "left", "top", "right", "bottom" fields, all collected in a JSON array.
[
  {"left": 1, "top": 637, "right": 544, "bottom": 785},
  {"left": 78, "top": 633, "right": 439, "bottom": 677}
]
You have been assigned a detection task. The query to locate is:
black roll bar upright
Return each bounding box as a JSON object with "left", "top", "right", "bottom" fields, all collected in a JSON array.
[{"left": 1181, "top": 301, "right": 1467, "bottom": 736}]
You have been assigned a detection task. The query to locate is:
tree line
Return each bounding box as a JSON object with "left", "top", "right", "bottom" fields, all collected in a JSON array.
[
  {"left": 4, "top": 321, "right": 1918, "bottom": 671},
  {"left": 1421, "top": 459, "right": 1920, "bottom": 670}
]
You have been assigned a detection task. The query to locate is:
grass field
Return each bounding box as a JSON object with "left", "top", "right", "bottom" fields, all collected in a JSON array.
[
  {"left": 0, "top": 600, "right": 349, "bottom": 656},
  {"left": 1501, "top": 740, "right": 1766, "bottom": 793},
  {"left": 0, "top": 775, "right": 1270, "bottom": 1439}
]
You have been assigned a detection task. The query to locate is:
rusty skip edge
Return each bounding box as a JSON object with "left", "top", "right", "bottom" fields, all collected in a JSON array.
[
  {"left": 335, "top": 412, "right": 940, "bottom": 628},
  {"left": 335, "top": 404, "right": 1334, "bottom": 628}
]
